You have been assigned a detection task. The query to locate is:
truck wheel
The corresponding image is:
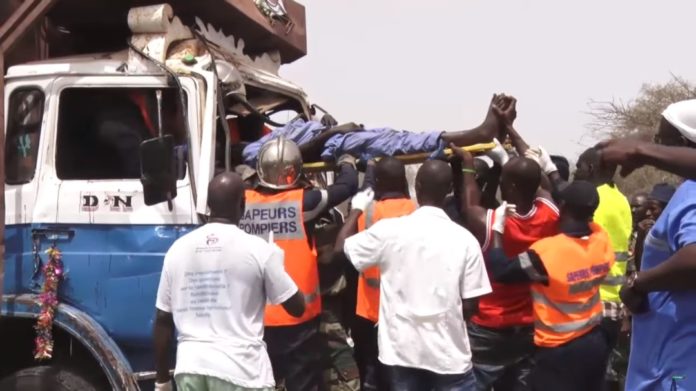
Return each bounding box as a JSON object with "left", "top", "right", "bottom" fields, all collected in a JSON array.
[{"left": 0, "top": 366, "right": 99, "bottom": 391}]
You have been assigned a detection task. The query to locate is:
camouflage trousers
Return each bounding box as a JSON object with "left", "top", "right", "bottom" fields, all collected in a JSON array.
[
  {"left": 319, "top": 313, "right": 361, "bottom": 391},
  {"left": 272, "top": 314, "right": 361, "bottom": 391}
]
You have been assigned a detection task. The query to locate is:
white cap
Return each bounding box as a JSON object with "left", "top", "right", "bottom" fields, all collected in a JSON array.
[{"left": 662, "top": 99, "right": 696, "bottom": 143}]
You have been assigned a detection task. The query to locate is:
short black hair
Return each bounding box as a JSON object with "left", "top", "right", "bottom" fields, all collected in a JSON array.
[
  {"left": 504, "top": 157, "right": 542, "bottom": 199},
  {"left": 551, "top": 155, "right": 570, "bottom": 181},
  {"left": 558, "top": 180, "right": 600, "bottom": 220}
]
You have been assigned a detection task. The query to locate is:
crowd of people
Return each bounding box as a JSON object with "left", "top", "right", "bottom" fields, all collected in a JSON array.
[{"left": 150, "top": 95, "right": 696, "bottom": 391}]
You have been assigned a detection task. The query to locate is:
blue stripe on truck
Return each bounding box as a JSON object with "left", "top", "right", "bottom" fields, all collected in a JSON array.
[{"left": 4, "top": 223, "right": 196, "bottom": 372}]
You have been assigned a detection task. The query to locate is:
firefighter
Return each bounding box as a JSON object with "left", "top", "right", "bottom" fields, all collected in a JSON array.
[{"left": 238, "top": 137, "right": 358, "bottom": 391}]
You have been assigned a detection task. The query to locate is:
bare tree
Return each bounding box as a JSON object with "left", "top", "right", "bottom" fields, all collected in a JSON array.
[{"left": 587, "top": 75, "right": 696, "bottom": 196}]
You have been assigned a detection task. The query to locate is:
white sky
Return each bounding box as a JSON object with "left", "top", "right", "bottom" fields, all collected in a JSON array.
[{"left": 281, "top": 0, "right": 696, "bottom": 160}]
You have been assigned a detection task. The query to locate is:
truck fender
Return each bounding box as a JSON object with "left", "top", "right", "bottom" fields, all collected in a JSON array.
[{"left": 2, "top": 294, "right": 139, "bottom": 391}]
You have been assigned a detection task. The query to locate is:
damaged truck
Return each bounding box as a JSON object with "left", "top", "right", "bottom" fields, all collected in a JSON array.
[{"left": 0, "top": 1, "right": 322, "bottom": 389}]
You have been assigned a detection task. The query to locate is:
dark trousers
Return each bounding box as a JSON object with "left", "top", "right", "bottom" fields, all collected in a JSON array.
[
  {"left": 265, "top": 317, "right": 322, "bottom": 391},
  {"left": 467, "top": 322, "right": 534, "bottom": 391},
  {"left": 352, "top": 315, "right": 389, "bottom": 391},
  {"left": 600, "top": 318, "right": 623, "bottom": 391},
  {"left": 387, "top": 365, "right": 477, "bottom": 391},
  {"left": 532, "top": 327, "right": 610, "bottom": 391},
  {"left": 600, "top": 318, "right": 621, "bottom": 351}
]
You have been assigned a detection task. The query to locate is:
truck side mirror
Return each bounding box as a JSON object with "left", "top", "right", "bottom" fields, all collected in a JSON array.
[{"left": 140, "top": 135, "right": 177, "bottom": 208}]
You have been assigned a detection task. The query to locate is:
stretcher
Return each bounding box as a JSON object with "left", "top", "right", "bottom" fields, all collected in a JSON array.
[{"left": 301, "top": 142, "right": 496, "bottom": 172}]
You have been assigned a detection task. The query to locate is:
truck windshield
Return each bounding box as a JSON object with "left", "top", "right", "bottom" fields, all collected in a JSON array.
[
  {"left": 56, "top": 87, "right": 187, "bottom": 180},
  {"left": 216, "top": 85, "right": 305, "bottom": 170}
]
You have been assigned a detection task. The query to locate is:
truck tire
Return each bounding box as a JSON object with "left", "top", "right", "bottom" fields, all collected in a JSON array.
[{"left": 0, "top": 366, "right": 99, "bottom": 391}]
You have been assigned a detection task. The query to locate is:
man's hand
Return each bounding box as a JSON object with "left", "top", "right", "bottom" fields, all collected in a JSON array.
[
  {"left": 350, "top": 188, "right": 374, "bottom": 212},
  {"left": 449, "top": 143, "right": 474, "bottom": 165},
  {"left": 620, "top": 284, "right": 649, "bottom": 315},
  {"left": 485, "top": 138, "right": 510, "bottom": 167},
  {"left": 492, "top": 201, "right": 516, "bottom": 234},
  {"left": 525, "top": 146, "right": 557, "bottom": 174},
  {"left": 154, "top": 381, "right": 173, "bottom": 391},
  {"left": 493, "top": 95, "right": 517, "bottom": 127},
  {"left": 595, "top": 139, "right": 646, "bottom": 177}
]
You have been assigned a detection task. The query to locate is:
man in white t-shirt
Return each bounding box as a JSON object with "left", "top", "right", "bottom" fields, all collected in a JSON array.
[
  {"left": 337, "top": 160, "right": 492, "bottom": 391},
  {"left": 153, "top": 172, "right": 305, "bottom": 391}
]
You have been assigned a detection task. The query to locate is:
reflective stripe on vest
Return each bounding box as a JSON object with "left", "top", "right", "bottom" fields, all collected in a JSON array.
[
  {"left": 532, "top": 291, "right": 601, "bottom": 315},
  {"left": 361, "top": 204, "right": 380, "bottom": 290},
  {"left": 614, "top": 251, "right": 628, "bottom": 262},
  {"left": 304, "top": 286, "right": 321, "bottom": 304},
  {"left": 365, "top": 203, "right": 375, "bottom": 228},
  {"left": 355, "top": 198, "right": 416, "bottom": 323},
  {"left": 568, "top": 275, "right": 605, "bottom": 294},
  {"left": 602, "top": 275, "right": 626, "bottom": 286},
  {"left": 600, "top": 251, "right": 629, "bottom": 302},
  {"left": 534, "top": 312, "right": 602, "bottom": 334},
  {"left": 242, "top": 189, "right": 322, "bottom": 326}
]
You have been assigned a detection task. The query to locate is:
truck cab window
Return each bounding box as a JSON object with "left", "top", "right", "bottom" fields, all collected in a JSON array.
[
  {"left": 215, "top": 86, "right": 305, "bottom": 173},
  {"left": 5, "top": 89, "right": 44, "bottom": 185},
  {"left": 56, "top": 88, "right": 187, "bottom": 180}
]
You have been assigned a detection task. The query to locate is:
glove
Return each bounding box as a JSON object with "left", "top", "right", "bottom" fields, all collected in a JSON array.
[
  {"left": 492, "top": 201, "right": 517, "bottom": 234},
  {"left": 154, "top": 381, "right": 173, "bottom": 391},
  {"left": 524, "top": 148, "right": 542, "bottom": 165},
  {"left": 337, "top": 154, "right": 357, "bottom": 169},
  {"left": 485, "top": 138, "right": 510, "bottom": 166},
  {"left": 351, "top": 188, "right": 375, "bottom": 212},
  {"left": 536, "top": 146, "right": 558, "bottom": 175}
]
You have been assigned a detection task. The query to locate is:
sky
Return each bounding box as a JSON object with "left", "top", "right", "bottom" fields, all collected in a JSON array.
[{"left": 281, "top": 0, "right": 696, "bottom": 161}]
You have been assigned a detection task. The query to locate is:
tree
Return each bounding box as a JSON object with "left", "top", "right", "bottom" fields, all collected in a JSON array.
[{"left": 588, "top": 75, "right": 696, "bottom": 196}]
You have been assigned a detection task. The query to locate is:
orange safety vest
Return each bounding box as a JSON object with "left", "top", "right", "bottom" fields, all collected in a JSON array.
[
  {"left": 241, "top": 188, "right": 321, "bottom": 326},
  {"left": 356, "top": 198, "right": 417, "bottom": 322},
  {"left": 529, "top": 223, "right": 615, "bottom": 348}
]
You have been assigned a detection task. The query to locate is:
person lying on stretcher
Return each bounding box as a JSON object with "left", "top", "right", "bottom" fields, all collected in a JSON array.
[{"left": 241, "top": 94, "right": 518, "bottom": 165}]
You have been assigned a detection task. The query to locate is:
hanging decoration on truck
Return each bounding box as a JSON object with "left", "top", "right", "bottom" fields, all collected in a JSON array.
[
  {"left": 33, "top": 246, "right": 64, "bottom": 360},
  {"left": 253, "top": 0, "right": 295, "bottom": 33}
]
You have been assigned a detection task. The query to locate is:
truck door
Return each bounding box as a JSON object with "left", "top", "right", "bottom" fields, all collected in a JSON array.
[
  {"left": 39, "top": 76, "right": 199, "bottom": 371},
  {"left": 4, "top": 80, "right": 61, "bottom": 294}
]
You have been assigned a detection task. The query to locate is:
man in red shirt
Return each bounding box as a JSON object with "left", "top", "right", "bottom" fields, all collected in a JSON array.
[{"left": 450, "top": 113, "right": 560, "bottom": 390}]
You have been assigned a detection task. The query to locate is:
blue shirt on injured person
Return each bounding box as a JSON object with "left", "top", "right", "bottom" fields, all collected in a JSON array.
[
  {"left": 627, "top": 180, "right": 696, "bottom": 391},
  {"left": 242, "top": 118, "right": 444, "bottom": 165}
]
